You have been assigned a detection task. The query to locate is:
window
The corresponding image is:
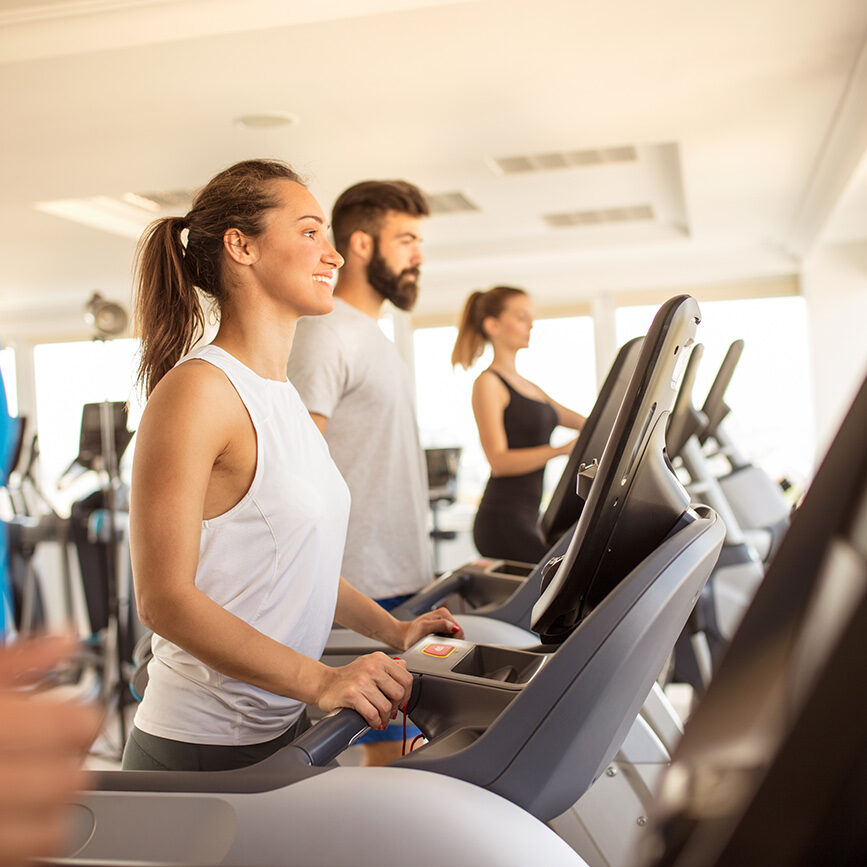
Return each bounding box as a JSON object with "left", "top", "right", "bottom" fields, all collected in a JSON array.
[
  {"left": 0, "top": 347, "right": 16, "bottom": 417},
  {"left": 33, "top": 339, "right": 142, "bottom": 514},
  {"left": 616, "top": 296, "right": 814, "bottom": 482}
]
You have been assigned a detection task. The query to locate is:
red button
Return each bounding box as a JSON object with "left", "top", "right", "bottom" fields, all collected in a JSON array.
[{"left": 422, "top": 643, "right": 456, "bottom": 658}]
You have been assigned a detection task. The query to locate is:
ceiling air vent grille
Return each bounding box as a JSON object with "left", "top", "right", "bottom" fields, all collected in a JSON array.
[
  {"left": 493, "top": 145, "right": 637, "bottom": 175},
  {"left": 543, "top": 204, "right": 654, "bottom": 228},
  {"left": 426, "top": 191, "right": 480, "bottom": 215}
]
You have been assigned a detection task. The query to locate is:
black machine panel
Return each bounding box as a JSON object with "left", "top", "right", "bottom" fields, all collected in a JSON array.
[{"left": 532, "top": 295, "right": 701, "bottom": 643}]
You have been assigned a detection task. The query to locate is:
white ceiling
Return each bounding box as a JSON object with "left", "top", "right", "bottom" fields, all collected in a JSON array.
[{"left": 1, "top": 0, "right": 866, "bottom": 336}]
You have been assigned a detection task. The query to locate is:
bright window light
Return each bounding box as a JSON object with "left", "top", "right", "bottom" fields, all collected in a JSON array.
[
  {"left": 378, "top": 312, "right": 395, "bottom": 342},
  {"left": 33, "top": 339, "right": 142, "bottom": 514},
  {"left": 616, "top": 296, "right": 814, "bottom": 483}
]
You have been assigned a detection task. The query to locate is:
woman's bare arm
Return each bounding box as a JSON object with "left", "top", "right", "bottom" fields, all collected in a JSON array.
[{"left": 472, "top": 371, "right": 576, "bottom": 477}]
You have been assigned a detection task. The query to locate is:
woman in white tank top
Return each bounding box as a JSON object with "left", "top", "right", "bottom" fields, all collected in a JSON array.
[{"left": 123, "top": 159, "right": 462, "bottom": 772}]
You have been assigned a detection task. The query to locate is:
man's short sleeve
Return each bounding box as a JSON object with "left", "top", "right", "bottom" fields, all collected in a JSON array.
[{"left": 287, "top": 317, "right": 346, "bottom": 418}]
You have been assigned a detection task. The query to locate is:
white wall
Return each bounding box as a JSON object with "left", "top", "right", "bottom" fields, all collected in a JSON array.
[{"left": 802, "top": 239, "right": 867, "bottom": 458}]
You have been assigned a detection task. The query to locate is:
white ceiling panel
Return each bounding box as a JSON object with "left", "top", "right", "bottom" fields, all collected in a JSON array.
[{"left": 0, "top": 0, "right": 865, "bottom": 330}]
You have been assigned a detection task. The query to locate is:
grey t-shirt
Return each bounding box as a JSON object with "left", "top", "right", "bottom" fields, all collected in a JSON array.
[{"left": 287, "top": 298, "right": 432, "bottom": 599}]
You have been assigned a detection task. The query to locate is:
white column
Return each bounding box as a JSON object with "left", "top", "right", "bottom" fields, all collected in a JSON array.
[
  {"left": 591, "top": 293, "right": 618, "bottom": 390},
  {"left": 801, "top": 240, "right": 867, "bottom": 457},
  {"left": 10, "top": 339, "right": 37, "bottom": 424},
  {"left": 391, "top": 307, "right": 417, "bottom": 400}
]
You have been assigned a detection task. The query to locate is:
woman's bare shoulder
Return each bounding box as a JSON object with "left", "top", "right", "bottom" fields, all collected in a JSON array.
[
  {"left": 141, "top": 359, "right": 243, "bottom": 435},
  {"left": 474, "top": 367, "right": 505, "bottom": 388},
  {"left": 472, "top": 368, "right": 510, "bottom": 407}
]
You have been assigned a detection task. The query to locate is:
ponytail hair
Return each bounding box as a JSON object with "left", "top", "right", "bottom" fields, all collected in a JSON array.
[
  {"left": 133, "top": 158, "right": 303, "bottom": 397},
  {"left": 451, "top": 285, "right": 527, "bottom": 369}
]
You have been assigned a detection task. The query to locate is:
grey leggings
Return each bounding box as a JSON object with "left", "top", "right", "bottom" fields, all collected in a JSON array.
[{"left": 122, "top": 712, "right": 311, "bottom": 772}]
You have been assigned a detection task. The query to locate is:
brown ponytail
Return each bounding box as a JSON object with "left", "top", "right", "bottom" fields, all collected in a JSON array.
[
  {"left": 451, "top": 286, "right": 527, "bottom": 369},
  {"left": 133, "top": 159, "right": 303, "bottom": 397}
]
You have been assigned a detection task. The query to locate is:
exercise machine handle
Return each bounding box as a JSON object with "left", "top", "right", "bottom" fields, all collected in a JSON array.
[
  {"left": 391, "top": 570, "right": 469, "bottom": 618},
  {"left": 291, "top": 709, "right": 369, "bottom": 766}
]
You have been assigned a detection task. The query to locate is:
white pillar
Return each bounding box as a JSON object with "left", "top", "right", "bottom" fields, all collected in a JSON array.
[
  {"left": 391, "top": 307, "right": 417, "bottom": 400},
  {"left": 591, "top": 293, "right": 618, "bottom": 390},
  {"left": 10, "top": 339, "right": 37, "bottom": 424},
  {"left": 801, "top": 240, "right": 867, "bottom": 458}
]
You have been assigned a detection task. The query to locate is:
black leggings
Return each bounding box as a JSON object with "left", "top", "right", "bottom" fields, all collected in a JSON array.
[
  {"left": 122, "top": 711, "right": 311, "bottom": 772},
  {"left": 473, "top": 504, "right": 549, "bottom": 564}
]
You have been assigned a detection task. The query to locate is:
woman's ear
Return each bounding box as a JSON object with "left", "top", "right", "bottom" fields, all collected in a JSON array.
[
  {"left": 223, "top": 228, "right": 258, "bottom": 265},
  {"left": 482, "top": 314, "right": 499, "bottom": 340}
]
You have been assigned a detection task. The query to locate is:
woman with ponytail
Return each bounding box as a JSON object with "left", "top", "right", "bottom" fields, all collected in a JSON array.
[
  {"left": 452, "top": 286, "right": 586, "bottom": 563},
  {"left": 125, "top": 159, "right": 461, "bottom": 772}
]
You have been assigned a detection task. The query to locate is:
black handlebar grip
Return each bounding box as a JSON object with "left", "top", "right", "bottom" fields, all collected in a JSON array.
[
  {"left": 291, "top": 709, "right": 369, "bottom": 767},
  {"left": 390, "top": 570, "right": 469, "bottom": 619}
]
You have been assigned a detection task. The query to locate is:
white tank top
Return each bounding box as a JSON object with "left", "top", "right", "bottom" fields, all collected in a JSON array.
[{"left": 134, "top": 345, "right": 350, "bottom": 745}]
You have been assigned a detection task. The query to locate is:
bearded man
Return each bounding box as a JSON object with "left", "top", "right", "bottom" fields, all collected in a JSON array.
[{"left": 287, "top": 180, "right": 433, "bottom": 766}]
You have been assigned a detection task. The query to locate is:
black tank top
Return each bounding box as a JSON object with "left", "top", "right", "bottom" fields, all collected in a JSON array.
[{"left": 479, "top": 370, "right": 559, "bottom": 513}]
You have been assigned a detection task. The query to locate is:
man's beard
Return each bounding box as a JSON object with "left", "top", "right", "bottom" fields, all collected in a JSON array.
[{"left": 367, "top": 241, "right": 420, "bottom": 311}]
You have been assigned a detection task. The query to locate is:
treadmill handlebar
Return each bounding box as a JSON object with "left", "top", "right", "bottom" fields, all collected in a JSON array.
[
  {"left": 293, "top": 709, "right": 370, "bottom": 766},
  {"left": 295, "top": 676, "right": 422, "bottom": 767},
  {"left": 89, "top": 704, "right": 396, "bottom": 794},
  {"left": 390, "top": 570, "right": 469, "bottom": 619}
]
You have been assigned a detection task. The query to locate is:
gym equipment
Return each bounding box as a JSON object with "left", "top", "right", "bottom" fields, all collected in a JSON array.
[
  {"left": 696, "top": 339, "right": 791, "bottom": 563},
  {"left": 665, "top": 343, "right": 766, "bottom": 689},
  {"left": 54, "top": 295, "right": 722, "bottom": 867},
  {"left": 640, "top": 368, "right": 867, "bottom": 867},
  {"left": 379, "top": 333, "right": 684, "bottom": 863},
  {"left": 0, "top": 363, "right": 19, "bottom": 637},
  {"left": 2, "top": 421, "right": 76, "bottom": 637},
  {"left": 424, "top": 445, "right": 461, "bottom": 573},
  {"left": 70, "top": 401, "right": 137, "bottom": 749},
  {"left": 540, "top": 335, "right": 645, "bottom": 549},
  {"left": 390, "top": 335, "right": 647, "bottom": 633},
  {"left": 4, "top": 399, "right": 139, "bottom": 754}
]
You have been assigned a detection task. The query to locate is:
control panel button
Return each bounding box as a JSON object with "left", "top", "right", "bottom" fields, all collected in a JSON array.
[{"left": 421, "top": 642, "right": 456, "bottom": 658}]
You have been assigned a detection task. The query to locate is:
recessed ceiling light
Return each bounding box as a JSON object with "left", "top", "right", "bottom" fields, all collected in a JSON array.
[{"left": 234, "top": 112, "right": 298, "bottom": 130}]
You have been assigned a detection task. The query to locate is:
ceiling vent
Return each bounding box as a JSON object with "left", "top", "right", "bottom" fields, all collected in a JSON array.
[
  {"left": 492, "top": 145, "right": 637, "bottom": 176},
  {"left": 426, "top": 191, "right": 480, "bottom": 215},
  {"left": 543, "top": 204, "right": 654, "bottom": 228}
]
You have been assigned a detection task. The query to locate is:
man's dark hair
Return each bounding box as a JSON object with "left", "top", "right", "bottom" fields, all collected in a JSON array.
[{"left": 331, "top": 180, "right": 429, "bottom": 257}]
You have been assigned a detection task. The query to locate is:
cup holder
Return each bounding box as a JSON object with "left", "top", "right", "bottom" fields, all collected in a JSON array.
[{"left": 451, "top": 645, "right": 545, "bottom": 684}]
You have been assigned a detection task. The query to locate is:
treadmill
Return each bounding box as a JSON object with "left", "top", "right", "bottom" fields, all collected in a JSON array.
[
  {"left": 385, "top": 334, "right": 646, "bottom": 634},
  {"left": 641, "top": 367, "right": 867, "bottom": 867},
  {"left": 665, "top": 343, "right": 765, "bottom": 689},
  {"left": 52, "top": 295, "right": 724, "bottom": 867},
  {"left": 697, "top": 339, "right": 791, "bottom": 562}
]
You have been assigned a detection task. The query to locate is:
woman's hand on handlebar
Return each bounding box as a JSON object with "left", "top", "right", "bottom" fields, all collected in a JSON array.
[
  {"left": 395, "top": 607, "right": 464, "bottom": 651},
  {"left": 315, "top": 652, "right": 412, "bottom": 730},
  {"left": 554, "top": 436, "right": 579, "bottom": 458}
]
